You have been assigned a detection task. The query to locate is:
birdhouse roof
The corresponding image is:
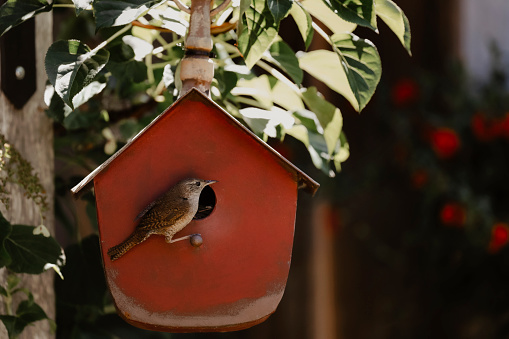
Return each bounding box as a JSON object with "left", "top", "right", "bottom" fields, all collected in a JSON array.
[{"left": 71, "top": 88, "right": 319, "bottom": 195}]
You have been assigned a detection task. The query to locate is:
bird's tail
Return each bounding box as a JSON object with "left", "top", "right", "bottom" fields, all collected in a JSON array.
[{"left": 107, "top": 231, "right": 150, "bottom": 261}]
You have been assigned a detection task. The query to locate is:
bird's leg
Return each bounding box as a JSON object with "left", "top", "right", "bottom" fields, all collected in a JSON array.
[{"left": 168, "top": 233, "right": 201, "bottom": 243}]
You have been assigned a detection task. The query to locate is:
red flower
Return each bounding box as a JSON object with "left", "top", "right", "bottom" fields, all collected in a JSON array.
[
  {"left": 440, "top": 203, "right": 466, "bottom": 227},
  {"left": 500, "top": 113, "right": 509, "bottom": 139},
  {"left": 471, "top": 113, "right": 503, "bottom": 141},
  {"left": 430, "top": 128, "right": 460, "bottom": 158},
  {"left": 488, "top": 223, "right": 509, "bottom": 253},
  {"left": 392, "top": 78, "right": 419, "bottom": 106},
  {"left": 411, "top": 170, "right": 428, "bottom": 189}
]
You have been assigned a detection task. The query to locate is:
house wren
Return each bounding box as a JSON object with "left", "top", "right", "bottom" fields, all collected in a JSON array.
[{"left": 107, "top": 178, "right": 217, "bottom": 261}]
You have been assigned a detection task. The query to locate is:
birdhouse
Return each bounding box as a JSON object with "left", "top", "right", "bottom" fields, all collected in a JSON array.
[{"left": 71, "top": 88, "right": 319, "bottom": 332}]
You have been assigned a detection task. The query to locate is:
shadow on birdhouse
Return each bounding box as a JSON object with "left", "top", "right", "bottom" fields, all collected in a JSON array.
[{"left": 71, "top": 89, "right": 319, "bottom": 332}]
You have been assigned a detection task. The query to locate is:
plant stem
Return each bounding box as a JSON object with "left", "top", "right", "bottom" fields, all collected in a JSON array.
[
  {"left": 256, "top": 59, "right": 301, "bottom": 96},
  {"left": 95, "top": 24, "right": 133, "bottom": 51},
  {"left": 52, "top": 4, "right": 76, "bottom": 8},
  {"left": 312, "top": 21, "right": 332, "bottom": 46}
]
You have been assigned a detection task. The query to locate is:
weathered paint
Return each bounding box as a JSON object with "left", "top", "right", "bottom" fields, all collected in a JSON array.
[{"left": 94, "top": 91, "right": 299, "bottom": 331}]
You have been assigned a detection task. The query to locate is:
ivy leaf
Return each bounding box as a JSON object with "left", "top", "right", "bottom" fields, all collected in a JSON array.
[
  {"left": 94, "top": 0, "right": 166, "bottom": 30},
  {"left": 321, "top": 0, "right": 376, "bottom": 31},
  {"left": 267, "top": 0, "right": 293, "bottom": 24},
  {"left": 45, "top": 40, "right": 110, "bottom": 110},
  {"left": 0, "top": 296, "right": 47, "bottom": 338},
  {"left": 0, "top": 212, "right": 12, "bottom": 268},
  {"left": 331, "top": 32, "right": 381, "bottom": 111},
  {"left": 72, "top": 0, "right": 93, "bottom": 15},
  {"left": 375, "top": 0, "right": 411, "bottom": 55},
  {"left": 289, "top": 2, "right": 313, "bottom": 49},
  {"left": 237, "top": 0, "right": 279, "bottom": 69},
  {"left": 0, "top": 0, "right": 52, "bottom": 37},
  {"left": 267, "top": 40, "right": 303, "bottom": 84},
  {"left": 3, "top": 218, "right": 64, "bottom": 274}
]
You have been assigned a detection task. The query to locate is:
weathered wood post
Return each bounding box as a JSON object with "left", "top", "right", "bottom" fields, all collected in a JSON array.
[{"left": 0, "top": 11, "right": 55, "bottom": 339}]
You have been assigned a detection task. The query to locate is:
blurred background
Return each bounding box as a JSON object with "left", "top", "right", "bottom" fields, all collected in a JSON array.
[{"left": 50, "top": 0, "right": 509, "bottom": 338}]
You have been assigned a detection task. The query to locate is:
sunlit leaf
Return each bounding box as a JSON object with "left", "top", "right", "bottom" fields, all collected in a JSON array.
[
  {"left": 267, "top": 40, "right": 303, "bottom": 84},
  {"left": 289, "top": 2, "right": 313, "bottom": 49},
  {"left": 301, "top": 87, "right": 342, "bottom": 156},
  {"left": 299, "top": 50, "right": 358, "bottom": 110},
  {"left": 94, "top": 0, "right": 165, "bottom": 29},
  {"left": 0, "top": 0, "right": 52, "bottom": 37},
  {"left": 331, "top": 32, "right": 381, "bottom": 111},
  {"left": 301, "top": 0, "right": 356, "bottom": 34},
  {"left": 240, "top": 107, "right": 294, "bottom": 137},
  {"left": 375, "top": 0, "right": 411, "bottom": 55},
  {"left": 267, "top": 0, "right": 293, "bottom": 24},
  {"left": 321, "top": 0, "right": 376, "bottom": 30},
  {"left": 45, "top": 40, "right": 110, "bottom": 109},
  {"left": 237, "top": 0, "right": 279, "bottom": 69},
  {"left": 72, "top": 0, "right": 93, "bottom": 15}
]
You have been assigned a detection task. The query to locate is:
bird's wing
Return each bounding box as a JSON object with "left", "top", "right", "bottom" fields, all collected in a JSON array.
[
  {"left": 136, "top": 205, "right": 189, "bottom": 231},
  {"left": 134, "top": 200, "right": 157, "bottom": 221}
]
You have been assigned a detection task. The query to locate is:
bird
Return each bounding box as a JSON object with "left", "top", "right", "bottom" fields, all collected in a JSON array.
[{"left": 107, "top": 178, "right": 217, "bottom": 261}]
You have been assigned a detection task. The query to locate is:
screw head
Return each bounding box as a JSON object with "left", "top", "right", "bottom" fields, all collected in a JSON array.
[
  {"left": 190, "top": 234, "right": 203, "bottom": 247},
  {"left": 15, "top": 66, "right": 25, "bottom": 80}
]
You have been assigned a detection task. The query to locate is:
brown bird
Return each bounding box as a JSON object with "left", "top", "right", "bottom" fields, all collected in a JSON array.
[{"left": 107, "top": 178, "right": 217, "bottom": 261}]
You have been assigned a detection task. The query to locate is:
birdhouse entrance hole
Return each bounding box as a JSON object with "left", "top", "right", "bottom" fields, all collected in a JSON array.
[{"left": 194, "top": 185, "right": 216, "bottom": 219}]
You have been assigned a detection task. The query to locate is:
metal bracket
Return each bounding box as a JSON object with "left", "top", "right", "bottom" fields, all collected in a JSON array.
[{"left": 0, "top": 4, "right": 37, "bottom": 110}]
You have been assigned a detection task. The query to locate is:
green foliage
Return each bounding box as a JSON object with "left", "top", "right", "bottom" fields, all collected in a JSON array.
[
  {"left": 0, "top": 134, "right": 48, "bottom": 214},
  {"left": 45, "top": 39, "right": 110, "bottom": 109},
  {"left": 0, "top": 0, "right": 412, "bottom": 336},
  {"left": 0, "top": 275, "right": 52, "bottom": 339},
  {"left": 0, "top": 0, "right": 52, "bottom": 36},
  {"left": 0, "top": 211, "right": 65, "bottom": 275},
  {"left": 0, "top": 0, "right": 412, "bottom": 176}
]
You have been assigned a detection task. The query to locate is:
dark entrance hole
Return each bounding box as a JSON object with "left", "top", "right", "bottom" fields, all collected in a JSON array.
[{"left": 194, "top": 185, "right": 216, "bottom": 219}]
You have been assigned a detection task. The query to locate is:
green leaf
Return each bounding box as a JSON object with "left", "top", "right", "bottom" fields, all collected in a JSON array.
[
  {"left": 321, "top": 0, "right": 376, "bottom": 30},
  {"left": 375, "top": 0, "right": 411, "bottom": 55},
  {"left": 45, "top": 40, "right": 110, "bottom": 109},
  {"left": 94, "top": 0, "right": 165, "bottom": 30},
  {"left": 16, "top": 299, "right": 47, "bottom": 324},
  {"left": 239, "top": 107, "right": 294, "bottom": 137},
  {"left": 0, "top": 0, "right": 52, "bottom": 37},
  {"left": 107, "top": 41, "right": 147, "bottom": 84},
  {"left": 299, "top": 49, "right": 358, "bottom": 110},
  {"left": 268, "top": 40, "right": 303, "bottom": 84},
  {"left": 237, "top": 0, "right": 279, "bottom": 69},
  {"left": 267, "top": 0, "right": 293, "bottom": 23},
  {"left": 4, "top": 223, "right": 64, "bottom": 274},
  {"left": 0, "top": 212, "right": 12, "bottom": 268},
  {"left": 72, "top": 0, "right": 93, "bottom": 15},
  {"left": 331, "top": 32, "right": 381, "bottom": 111},
  {"left": 301, "top": 0, "right": 356, "bottom": 34},
  {"left": 0, "top": 298, "right": 47, "bottom": 338},
  {"left": 289, "top": 2, "right": 313, "bottom": 49},
  {"left": 301, "top": 87, "right": 342, "bottom": 156},
  {"left": 286, "top": 116, "right": 335, "bottom": 176}
]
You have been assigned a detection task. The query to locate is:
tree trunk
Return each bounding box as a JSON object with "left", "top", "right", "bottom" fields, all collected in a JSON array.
[{"left": 0, "top": 12, "right": 55, "bottom": 339}]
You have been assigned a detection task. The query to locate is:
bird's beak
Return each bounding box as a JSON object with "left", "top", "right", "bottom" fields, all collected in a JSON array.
[{"left": 205, "top": 180, "right": 218, "bottom": 185}]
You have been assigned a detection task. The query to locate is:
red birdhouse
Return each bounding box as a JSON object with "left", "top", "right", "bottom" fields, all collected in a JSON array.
[{"left": 71, "top": 88, "right": 319, "bottom": 332}]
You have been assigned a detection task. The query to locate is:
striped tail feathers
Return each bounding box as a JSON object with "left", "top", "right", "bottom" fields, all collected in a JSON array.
[{"left": 107, "top": 231, "right": 150, "bottom": 261}]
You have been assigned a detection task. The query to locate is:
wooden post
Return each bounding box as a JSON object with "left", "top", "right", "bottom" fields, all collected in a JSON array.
[{"left": 0, "top": 12, "right": 55, "bottom": 339}]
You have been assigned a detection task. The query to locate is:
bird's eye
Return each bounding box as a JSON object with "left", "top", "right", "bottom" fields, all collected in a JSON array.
[{"left": 196, "top": 182, "right": 201, "bottom": 186}]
